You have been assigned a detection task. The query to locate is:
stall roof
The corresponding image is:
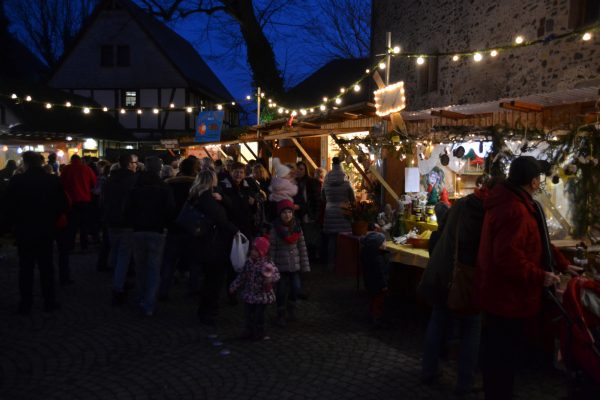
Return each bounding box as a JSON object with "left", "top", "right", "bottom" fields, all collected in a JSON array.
[{"left": 402, "top": 86, "right": 600, "bottom": 120}]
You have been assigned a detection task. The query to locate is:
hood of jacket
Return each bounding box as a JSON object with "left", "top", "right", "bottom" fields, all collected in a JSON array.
[{"left": 484, "top": 182, "right": 535, "bottom": 214}]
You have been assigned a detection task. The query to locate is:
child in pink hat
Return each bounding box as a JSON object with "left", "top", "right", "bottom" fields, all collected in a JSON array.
[{"left": 229, "top": 236, "right": 280, "bottom": 340}]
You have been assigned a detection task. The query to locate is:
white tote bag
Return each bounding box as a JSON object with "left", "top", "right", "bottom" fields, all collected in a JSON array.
[{"left": 230, "top": 232, "right": 249, "bottom": 272}]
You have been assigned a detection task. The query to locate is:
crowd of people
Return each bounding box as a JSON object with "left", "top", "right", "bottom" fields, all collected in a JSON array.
[{"left": 0, "top": 151, "right": 356, "bottom": 340}]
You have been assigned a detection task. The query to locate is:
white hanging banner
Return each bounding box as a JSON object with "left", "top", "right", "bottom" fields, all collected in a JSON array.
[
  {"left": 405, "top": 167, "right": 420, "bottom": 193},
  {"left": 374, "top": 81, "right": 406, "bottom": 116}
]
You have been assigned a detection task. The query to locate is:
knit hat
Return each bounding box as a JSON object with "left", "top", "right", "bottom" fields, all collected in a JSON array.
[
  {"left": 361, "top": 231, "right": 386, "bottom": 249},
  {"left": 252, "top": 236, "right": 270, "bottom": 258},
  {"left": 272, "top": 158, "right": 290, "bottom": 178},
  {"left": 277, "top": 199, "right": 295, "bottom": 213},
  {"left": 507, "top": 156, "right": 542, "bottom": 186}
]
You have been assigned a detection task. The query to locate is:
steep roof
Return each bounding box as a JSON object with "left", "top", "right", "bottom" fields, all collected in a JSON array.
[
  {"left": 284, "top": 58, "right": 372, "bottom": 108},
  {"left": 49, "top": 0, "right": 234, "bottom": 103},
  {"left": 0, "top": 29, "right": 47, "bottom": 83}
]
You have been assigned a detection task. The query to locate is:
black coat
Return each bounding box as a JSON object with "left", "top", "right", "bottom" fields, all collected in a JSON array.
[
  {"left": 219, "top": 176, "right": 258, "bottom": 238},
  {"left": 165, "top": 175, "right": 195, "bottom": 232},
  {"left": 192, "top": 190, "right": 238, "bottom": 264},
  {"left": 125, "top": 172, "right": 175, "bottom": 232},
  {"left": 361, "top": 247, "right": 390, "bottom": 295},
  {"left": 294, "top": 175, "right": 321, "bottom": 222},
  {"left": 2, "top": 167, "right": 68, "bottom": 242},
  {"left": 101, "top": 169, "right": 137, "bottom": 228}
]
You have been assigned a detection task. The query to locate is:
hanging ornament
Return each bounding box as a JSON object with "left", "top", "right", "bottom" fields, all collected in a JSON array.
[
  {"left": 552, "top": 175, "right": 560, "bottom": 184},
  {"left": 479, "top": 141, "right": 484, "bottom": 154},
  {"left": 453, "top": 146, "right": 465, "bottom": 158}
]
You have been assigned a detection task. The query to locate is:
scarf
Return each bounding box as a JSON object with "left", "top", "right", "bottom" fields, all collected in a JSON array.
[{"left": 274, "top": 218, "right": 302, "bottom": 244}]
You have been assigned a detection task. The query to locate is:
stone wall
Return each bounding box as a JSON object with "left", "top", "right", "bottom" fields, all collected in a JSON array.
[{"left": 372, "top": 0, "right": 600, "bottom": 111}]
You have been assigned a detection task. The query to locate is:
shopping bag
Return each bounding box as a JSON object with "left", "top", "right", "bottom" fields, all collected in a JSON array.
[
  {"left": 175, "top": 200, "right": 214, "bottom": 237},
  {"left": 230, "top": 232, "right": 249, "bottom": 272}
]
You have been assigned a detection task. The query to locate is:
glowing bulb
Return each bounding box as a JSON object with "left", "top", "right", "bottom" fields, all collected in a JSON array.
[
  {"left": 323, "top": 97, "right": 328, "bottom": 102},
  {"left": 102, "top": 107, "right": 108, "bottom": 112},
  {"left": 490, "top": 50, "right": 498, "bottom": 57},
  {"left": 65, "top": 101, "right": 72, "bottom": 107},
  {"left": 186, "top": 107, "right": 193, "bottom": 113},
  {"left": 57, "top": 150, "right": 64, "bottom": 157},
  {"left": 2, "top": 145, "right": 7, "bottom": 152},
  {"left": 378, "top": 62, "right": 386, "bottom": 70},
  {"left": 246, "top": 95, "right": 252, "bottom": 100},
  {"left": 137, "top": 109, "right": 142, "bottom": 114},
  {"left": 216, "top": 104, "right": 223, "bottom": 110},
  {"left": 392, "top": 46, "right": 401, "bottom": 54},
  {"left": 452, "top": 55, "right": 459, "bottom": 61},
  {"left": 66, "top": 136, "right": 73, "bottom": 141},
  {"left": 582, "top": 32, "right": 592, "bottom": 41},
  {"left": 45, "top": 103, "right": 52, "bottom": 109},
  {"left": 120, "top": 108, "right": 126, "bottom": 114},
  {"left": 291, "top": 110, "right": 297, "bottom": 116},
  {"left": 309, "top": 108, "right": 314, "bottom": 113},
  {"left": 473, "top": 53, "right": 483, "bottom": 62},
  {"left": 231, "top": 102, "right": 235, "bottom": 106},
  {"left": 335, "top": 98, "right": 342, "bottom": 105},
  {"left": 169, "top": 103, "right": 175, "bottom": 108},
  {"left": 25, "top": 95, "right": 32, "bottom": 102},
  {"left": 340, "top": 88, "right": 346, "bottom": 93},
  {"left": 515, "top": 35, "right": 524, "bottom": 44},
  {"left": 416, "top": 56, "right": 425, "bottom": 65},
  {"left": 83, "top": 107, "right": 90, "bottom": 114},
  {"left": 260, "top": 92, "right": 265, "bottom": 98},
  {"left": 153, "top": 108, "right": 159, "bottom": 114},
  {"left": 11, "top": 93, "right": 17, "bottom": 99},
  {"left": 320, "top": 105, "right": 326, "bottom": 111},
  {"left": 300, "top": 109, "right": 307, "bottom": 115},
  {"left": 278, "top": 108, "right": 283, "bottom": 114},
  {"left": 365, "top": 69, "right": 370, "bottom": 73},
  {"left": 353, "top": 84, "right": 361, "bottom": 92}
]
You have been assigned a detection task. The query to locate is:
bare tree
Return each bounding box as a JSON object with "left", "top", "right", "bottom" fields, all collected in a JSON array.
[{"left": 5, "top": 0, "right": 98, "bottom": 67}]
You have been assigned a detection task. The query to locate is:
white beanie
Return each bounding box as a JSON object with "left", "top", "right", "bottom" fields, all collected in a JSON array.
[{"left": 272, "top": 158, "right": 290, "bottom": 178}]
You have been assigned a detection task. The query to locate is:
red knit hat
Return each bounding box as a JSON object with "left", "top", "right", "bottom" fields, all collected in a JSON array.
[
  {"left": 252, "top": 236, "right": 270, "bottom": 258},
  {"left": 277, "top": 199, "right": 295, "bottom": 213}
]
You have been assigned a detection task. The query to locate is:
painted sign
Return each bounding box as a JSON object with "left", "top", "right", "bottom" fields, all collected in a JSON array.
[{"left": 195, "top": 110, "right": 224, "bottom": 143}]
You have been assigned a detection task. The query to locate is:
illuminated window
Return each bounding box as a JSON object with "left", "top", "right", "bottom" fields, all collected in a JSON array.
[{"left": 123, "top": 90, "right": 138, "bottom": 107}]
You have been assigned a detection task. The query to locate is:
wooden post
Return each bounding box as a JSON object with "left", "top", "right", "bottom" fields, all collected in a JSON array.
[
  {"left": 203, "top": 147, "right": 213, "bottom": 160},
  {"left": 369, "top": 165, "right": 399, "bottom": 201},
  {"left": 330, "top": 133, "right": 373, "bottom": 189},
  {"left": 243, "top": 142, "right": 259, "bottom": 160},
  {"left": 291, "top": 138, "right": 318, "bottom": 169}
]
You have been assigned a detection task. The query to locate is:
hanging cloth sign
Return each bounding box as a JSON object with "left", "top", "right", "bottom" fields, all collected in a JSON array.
[{"left": 195, "top": 110, "right": 224, "bottom": 143}]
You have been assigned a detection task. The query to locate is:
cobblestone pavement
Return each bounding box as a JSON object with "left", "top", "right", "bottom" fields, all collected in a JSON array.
[{"left": 0, "top": 241, "right": 591, "bottom": 400}]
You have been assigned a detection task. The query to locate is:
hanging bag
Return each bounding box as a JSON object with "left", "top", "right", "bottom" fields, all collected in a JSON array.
[
  {"left": 447, "top": 209, "right": 479, "bottom": 314},
  {"left": 175, "top": 200, "right": 215, "bottom": 238},
  {"left": 230, "top": 232, "right": 249, "bottom": 272}
]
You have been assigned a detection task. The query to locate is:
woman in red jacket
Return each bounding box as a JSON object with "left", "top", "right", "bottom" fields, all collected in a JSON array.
[{"left": 476, "top": 156, "right": 580, "bottom": 400}]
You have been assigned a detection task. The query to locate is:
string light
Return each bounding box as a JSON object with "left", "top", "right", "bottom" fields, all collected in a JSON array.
[
  {"left": 169, "top": 103, "right": 175, "bottom": 108},
  {"left": 365, "top": 69, "right": 370, "bottom": 73},
  {"left": 186, "top": 107, "right": 193, "bottom": 113},
  {"left": 378, "top": 62, "right": 386, "bottom": 70},
  {"left": 452, "top": 55, "right": 459, "bottom": 61},
  {"left": 137, "top": 109, "right": 142, "bottom": 114},
  {"left": 153, "top": 108, "right": 159, "bottom": 114},
  {"left": 582, "top": 32, "right": 592, "bottom": 41},
  {"left": 278, "top": 107, "right": 283, "bottom": 114},
  {"left": 102, "top": 107, "right": 108, "bottom": 112},
  {"left": 335, "top": 98, "right": 342, "bottom": 105},
  {"left": 45, "top": 103, "right": 52, "bottom": 109},
  {"left": 11, "top": 93, "right": 17, "bottom": 99},
  {"left": 120, "top": 108, "right": 126, "bottom": 114},
  {"left": 231, "top": 102, "right": 236, "bottom": 105},
  {"left": 323, "top": 97, "right": 328, "bottom": 102},
  {"left": 217, "top": 104, "right": 223, "bottom": 110},
  {"left": 25, "top": 96, "right": 32, "bottom": 102},
  {"left": 260, "top": 92, "right": 265, "bottom": 98},
  {"left": 473, "top": 52, "right": 483, "bottom": 62},
  {"left": 320, "top": 105, "right": 326, "bottom": 111},
  {"left": 65, "top": 101, "right": 72, "bottom": 107},
  {"left": 83, "top": 107, "right": 90, "bottom": 114},
  {"left": 291, "top": 110, "right": 297, "bottom": 116},
  {"left": 515, "top": 35, "right": 524, "bottom": 44},
  {"left": 300, "top": 109, "right": 307, "bottom": 115},
  {"left": 246, "top": 95, "right": 252, "bottom": 100},
  {"left": 416, "top": 56, "right": 425, "bottom": 65},
  {"left": 490, "top": 50, "right": 498, "bottom": 57},
  {"left": 340, "top": 88, "right": 346, "bottom": 93},
  {"left": 353, "top": 84, "right": 361, "bottom": 92},
  {"left": 392, "top": 46, "right": 401, "bottom": 54}
]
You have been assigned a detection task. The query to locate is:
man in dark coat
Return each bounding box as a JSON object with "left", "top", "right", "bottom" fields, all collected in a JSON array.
[
  {"left": 3, "top": 152, "right": 68, "bottom": 314},
  {"left": 102, "top": 154, "right": 138, "bottom": 305}
]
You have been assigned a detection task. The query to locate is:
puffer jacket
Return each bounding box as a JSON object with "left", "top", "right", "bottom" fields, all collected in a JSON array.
[
  {"left": 322, "top": 164, "right": 355, "bottom": 233},
  {"left": 269, "top": 223, "right": 310, "bottom": 273}
]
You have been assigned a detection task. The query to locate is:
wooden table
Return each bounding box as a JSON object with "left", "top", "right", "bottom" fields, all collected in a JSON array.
[{"left": 385, "top": 241, "right": 429, "bottom": 269}]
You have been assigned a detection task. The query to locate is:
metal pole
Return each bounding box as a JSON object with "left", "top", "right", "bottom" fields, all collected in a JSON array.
[
  {"left": 257, "top": 87, "right": 261, "bottom": 125},
  {"left": 385, "top": 32, "right": 391, "bottom": 85}
]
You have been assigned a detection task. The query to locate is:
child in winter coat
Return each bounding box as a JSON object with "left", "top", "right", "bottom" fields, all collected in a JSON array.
[
  {"left": 269, "top": 199, "right": 310, "bottom": 326},
  {"left": 229, "top": 236, "right": 280, "bottom": 340},
  {"left": 268, "top": 158, "right": 298, "bottom": 203},
  {"left": 360, "top": 231, "right": 390, "bottom": 327}
]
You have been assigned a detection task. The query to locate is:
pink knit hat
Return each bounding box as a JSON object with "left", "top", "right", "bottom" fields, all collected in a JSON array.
[
  {"left": 277, "top": 199, "right": 295, "bottom": 214},
  {"left": 253, "top": 237, "right": 270, "bottom": 258}
]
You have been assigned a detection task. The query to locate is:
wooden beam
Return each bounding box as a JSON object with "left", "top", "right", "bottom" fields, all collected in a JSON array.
[
  {"left": 430, "top": 109, "right": 469, "bottom": 119},
  {"left": 329, "top": 133, "right": 373, "bottom": 190},
  {"left": 500, "top": 101, "right": 543, "bottom": 112},
  {"left": 369, "top": 165, "right": 399, "bottom": 201},
  {"left": 203, "top": 148, "right": 213, "bottom": 160},
  {"left": 291, "top": 138, "right": 318, "bottom": 170},
  {"left": 243, "top": 142, "right": 259, "bottom": 160}
]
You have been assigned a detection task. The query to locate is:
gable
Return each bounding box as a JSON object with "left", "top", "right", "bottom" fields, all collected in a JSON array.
[{"left": 48, "top": 6, "right": 189, "bottom": 89}]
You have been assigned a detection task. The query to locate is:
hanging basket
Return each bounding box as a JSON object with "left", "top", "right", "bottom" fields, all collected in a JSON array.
[{"left": 352, "top": 220, "right": 369, "bottom": 236}]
